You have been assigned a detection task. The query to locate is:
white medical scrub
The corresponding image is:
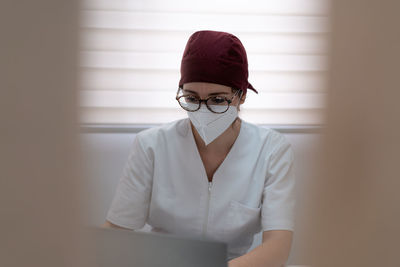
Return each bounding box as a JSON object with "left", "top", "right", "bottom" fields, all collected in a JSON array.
[{"left": 106, "top": 118, "right": 295, "bottom": 260}]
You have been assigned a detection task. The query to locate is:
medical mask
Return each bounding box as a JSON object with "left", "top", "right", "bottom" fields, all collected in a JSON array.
[{"left": 187, "top": 105, "right": 238, "bottom": 146}]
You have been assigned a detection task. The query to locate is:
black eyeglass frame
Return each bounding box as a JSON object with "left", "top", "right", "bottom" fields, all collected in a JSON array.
[{"left": 175, "top": 87, "right": 242, "bottom": 114}]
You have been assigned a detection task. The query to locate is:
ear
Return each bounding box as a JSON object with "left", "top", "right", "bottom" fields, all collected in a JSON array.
[
  {"left": 237, "top": 91, "right": 246, "bottom": 112},
  {"left": 239, "top": 91, "right": 247, "bottom": 104}
]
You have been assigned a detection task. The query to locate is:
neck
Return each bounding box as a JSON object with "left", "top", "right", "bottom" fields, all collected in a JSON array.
[{"left": 191, "top": 117, "right": 242, "bottom": 154}]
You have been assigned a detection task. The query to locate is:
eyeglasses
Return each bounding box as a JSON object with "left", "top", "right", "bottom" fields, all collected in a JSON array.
[{"left": 176, "top": 87, "right": 241, "bottom": 114}]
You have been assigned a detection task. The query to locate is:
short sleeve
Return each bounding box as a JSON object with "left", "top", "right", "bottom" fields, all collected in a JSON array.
[
  {"left": 261, "top": 136, "right": 296, "bottom": 232},
  {"left": 106, "top": 134, "right": 154, "bottom": 230}
]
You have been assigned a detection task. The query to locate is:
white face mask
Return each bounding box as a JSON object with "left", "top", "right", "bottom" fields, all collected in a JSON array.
[{"left": 187, "top": 104, "right": 238, "bottom": 146}]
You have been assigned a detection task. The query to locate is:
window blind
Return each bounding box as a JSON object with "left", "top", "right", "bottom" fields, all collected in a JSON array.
[{"left": 80, "top": 0, "right": 329, "bottom": 125}]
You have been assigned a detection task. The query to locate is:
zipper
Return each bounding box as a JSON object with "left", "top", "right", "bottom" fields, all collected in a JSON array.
[{"left": 202, "top": 181, "right": 213, "bottom": 238}]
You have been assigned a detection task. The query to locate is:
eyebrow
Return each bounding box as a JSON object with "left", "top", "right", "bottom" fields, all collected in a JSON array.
[{"left": 182, "top": 89, "right": 230, "bottom": 96}]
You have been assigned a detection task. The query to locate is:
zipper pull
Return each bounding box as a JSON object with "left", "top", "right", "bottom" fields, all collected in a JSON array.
[{"left": 208, "top": 181, "right": 212, "bottom": 192}]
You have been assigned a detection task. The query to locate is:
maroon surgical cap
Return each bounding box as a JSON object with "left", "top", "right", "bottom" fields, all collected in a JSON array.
[{"left": 179, "top": 30, "right": 258, "bottom": 94}]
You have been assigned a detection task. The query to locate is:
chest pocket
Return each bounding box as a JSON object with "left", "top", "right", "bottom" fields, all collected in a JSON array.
[{"left": 223, "top": 200, "right": 262, "bottom": 254}]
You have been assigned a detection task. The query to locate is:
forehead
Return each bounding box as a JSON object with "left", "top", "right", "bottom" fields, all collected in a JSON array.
[{"left": 182, "top": 82, "right": 231, "bottom": 94}]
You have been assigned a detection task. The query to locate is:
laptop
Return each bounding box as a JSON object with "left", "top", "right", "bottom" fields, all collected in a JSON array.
[{"left": 89, "top": 227, "right": 227, "bottom": 267}]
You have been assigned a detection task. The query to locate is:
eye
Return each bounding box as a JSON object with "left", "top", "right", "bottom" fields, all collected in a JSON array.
[
  {"left": 184, "top": 95, "right": 199, "bottom": 103},
  {"left": 209, "top": 96, "right": 227, "bottom": 105}
]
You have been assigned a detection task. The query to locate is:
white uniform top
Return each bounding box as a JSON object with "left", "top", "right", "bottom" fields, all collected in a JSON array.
[{"left": 106, "top": 118, "right": 296, "bottom": 260}]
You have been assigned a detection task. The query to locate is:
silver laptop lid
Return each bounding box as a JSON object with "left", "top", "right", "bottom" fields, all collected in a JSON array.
[{"left": 90, "top": 227, "right": 227, "bottom": 267}]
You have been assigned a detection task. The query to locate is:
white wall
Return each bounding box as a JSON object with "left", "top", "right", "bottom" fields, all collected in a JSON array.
[{"left": 81, "top": 129, "right": 320, "bottom": 265}]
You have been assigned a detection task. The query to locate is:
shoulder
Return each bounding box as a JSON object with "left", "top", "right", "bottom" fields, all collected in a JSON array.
[
  {"left": 241, "top": 120, "right": 291, "bottom": 152},
  {"left": 134, "top": 118, "right": 190, "bottom": 148}
]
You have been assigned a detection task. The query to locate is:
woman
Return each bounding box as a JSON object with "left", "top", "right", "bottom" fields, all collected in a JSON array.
[{"left": 104, "top": 30, "right": 295, "bottom": 267}]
